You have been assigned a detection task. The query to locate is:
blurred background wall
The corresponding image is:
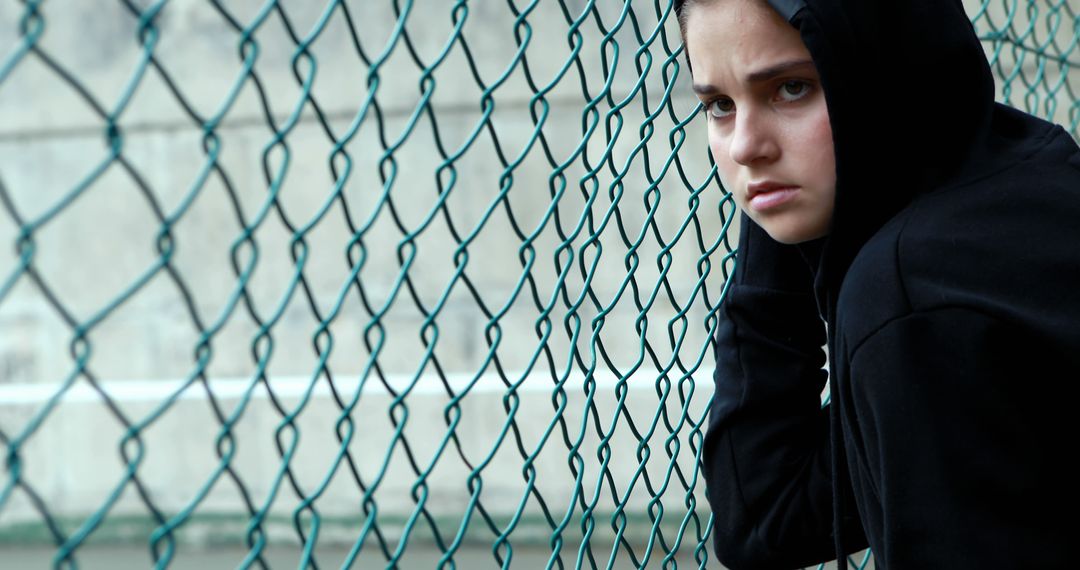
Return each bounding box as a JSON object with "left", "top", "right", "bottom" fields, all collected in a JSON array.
[{"left": 0, "top": 0, "right": 1074, "bottom": 568}]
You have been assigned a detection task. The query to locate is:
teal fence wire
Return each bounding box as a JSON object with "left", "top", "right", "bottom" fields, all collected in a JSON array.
[{"left": 0, "top": 1, "right": 1076, "bottom": 568}]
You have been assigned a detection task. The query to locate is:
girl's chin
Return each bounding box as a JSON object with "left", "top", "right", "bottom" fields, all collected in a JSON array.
[{"left": 756, "top": 220, "right": 830, "bottom": 245}]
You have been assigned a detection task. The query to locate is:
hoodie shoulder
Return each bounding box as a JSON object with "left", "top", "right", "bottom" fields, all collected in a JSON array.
[{"left": 837, "top": 112, "right": 1080, "bottom": 348}]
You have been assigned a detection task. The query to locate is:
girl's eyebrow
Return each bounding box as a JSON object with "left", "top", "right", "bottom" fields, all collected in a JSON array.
[{"left": 692, "top": 59, "right": 816, "bottom": 95}]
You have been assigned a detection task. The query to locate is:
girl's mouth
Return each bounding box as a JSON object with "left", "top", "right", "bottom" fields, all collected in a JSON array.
[{"left": 749, "top": 187, "right": 799, "bottom": 212}]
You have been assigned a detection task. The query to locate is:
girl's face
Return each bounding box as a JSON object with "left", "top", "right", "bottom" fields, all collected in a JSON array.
[{"left": 685, "top": 0, "right": 836, "bottom": 244}]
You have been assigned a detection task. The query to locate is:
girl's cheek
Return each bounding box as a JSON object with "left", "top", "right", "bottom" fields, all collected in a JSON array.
[{"left": 708, "top": 138, "right": 725, "bottom": 168}]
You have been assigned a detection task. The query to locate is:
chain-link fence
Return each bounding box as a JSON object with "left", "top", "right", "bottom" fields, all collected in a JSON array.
[{"left": 0, "top": 0, "right": 1076, "bottom": 568}]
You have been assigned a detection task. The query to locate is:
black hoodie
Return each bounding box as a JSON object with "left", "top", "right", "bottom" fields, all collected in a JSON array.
[{"left": 699, "top": 0, "right": 1080, "bottom": 568}]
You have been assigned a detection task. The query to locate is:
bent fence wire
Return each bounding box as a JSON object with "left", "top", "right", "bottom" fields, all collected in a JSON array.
[{"left": 0, "top": 1, "right": 1075, "bottom": 568}]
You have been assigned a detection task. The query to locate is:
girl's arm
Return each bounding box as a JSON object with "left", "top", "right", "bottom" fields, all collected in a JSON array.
[{"left": 703, "top": 213, "right": 867, "bottom": 569}]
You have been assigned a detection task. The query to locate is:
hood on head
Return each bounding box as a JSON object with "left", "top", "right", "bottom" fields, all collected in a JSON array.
[{"left": 765, "top": 0, "right": 997, "bottom": 316}]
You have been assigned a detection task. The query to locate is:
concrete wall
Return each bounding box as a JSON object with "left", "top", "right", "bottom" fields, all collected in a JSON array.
[{"left": 0, "top": 0, "right": 728, "bottom": 558}]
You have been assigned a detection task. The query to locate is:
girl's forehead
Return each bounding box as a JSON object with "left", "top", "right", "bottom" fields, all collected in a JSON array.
[
  {"left": 685, "top": 0, "right": 814, "bottom": 89},
  {"left": 685, "top": 0, "right": 783, "bottom": 30}
]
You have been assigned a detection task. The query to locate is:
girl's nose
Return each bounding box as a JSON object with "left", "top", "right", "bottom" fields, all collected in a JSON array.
[{"left": 729, "top": 109, "right": 780, "bottom": 166}]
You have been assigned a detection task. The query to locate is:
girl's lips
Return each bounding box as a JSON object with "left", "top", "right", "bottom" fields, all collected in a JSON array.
[{"left": 749, "top": 187, "right": 799, "bottom": 212}]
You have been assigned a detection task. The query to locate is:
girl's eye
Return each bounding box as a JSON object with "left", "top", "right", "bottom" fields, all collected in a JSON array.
[
  {"left": 705, "top": 98, "right": 735, "bottom": 120},
  {"left": 702, "top": 81, "right": 812, "bottom": 120},
  {"left": 777, "top": 80, "right": 811, "bottom": 101}
]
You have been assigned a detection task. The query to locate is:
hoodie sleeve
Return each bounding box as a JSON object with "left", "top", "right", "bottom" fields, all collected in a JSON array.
[
  {"left": 846, "top": 305, "right": 1075, "bottom": 567},
  {"left": 703, "top": 214, "right": 868, "bottom": 569}
]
